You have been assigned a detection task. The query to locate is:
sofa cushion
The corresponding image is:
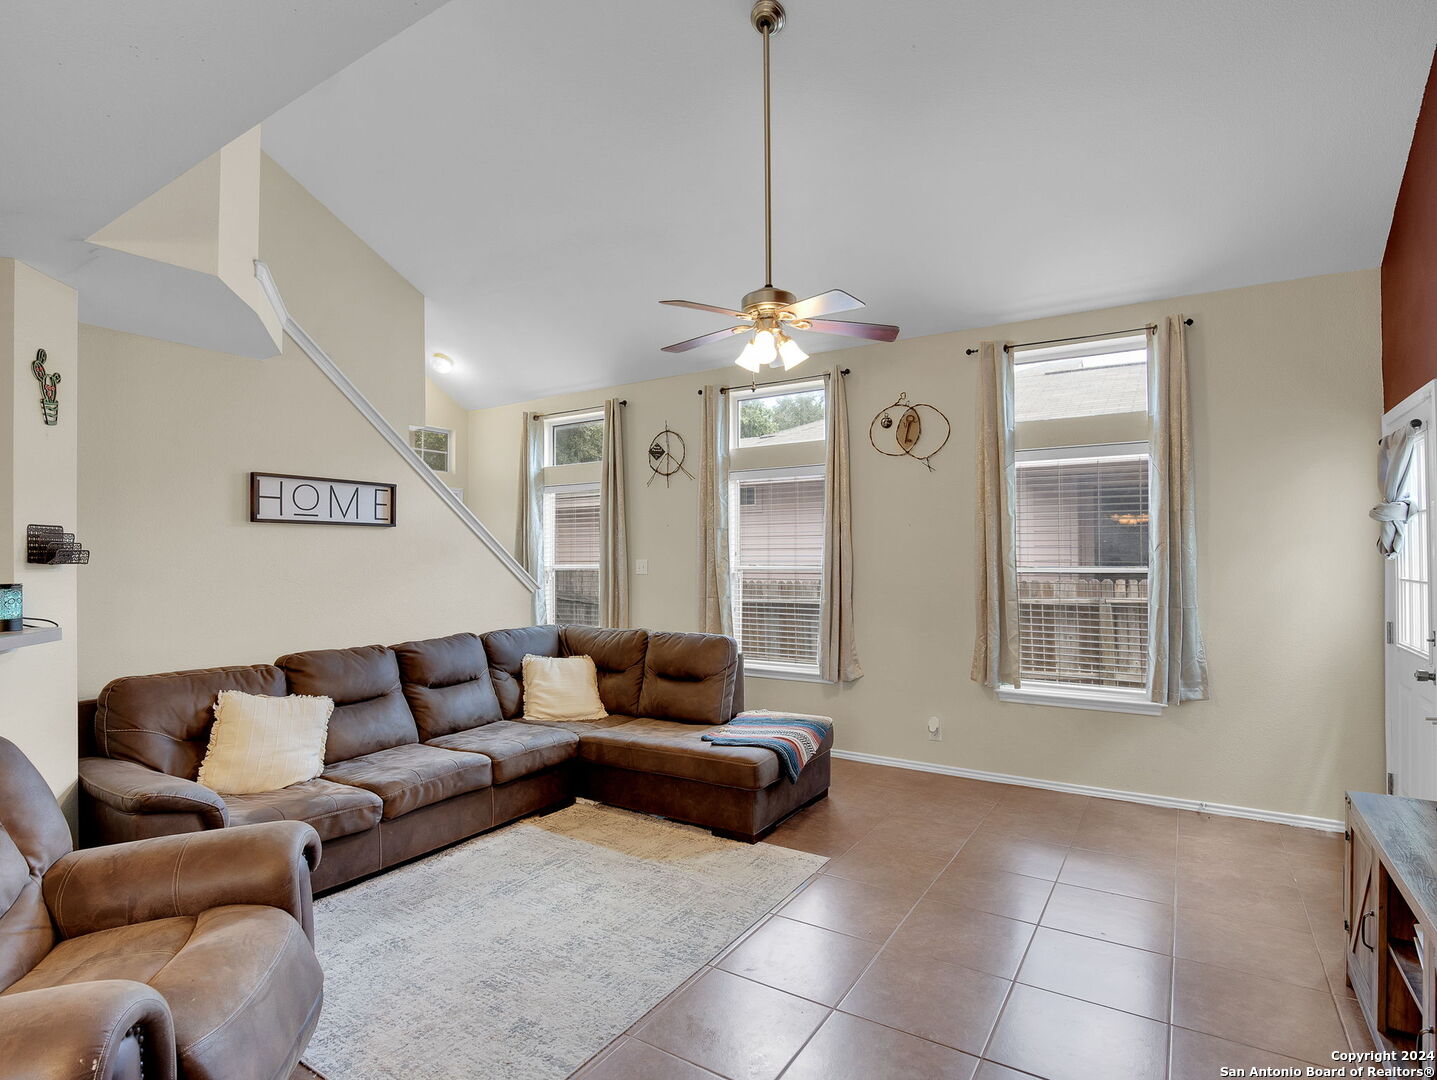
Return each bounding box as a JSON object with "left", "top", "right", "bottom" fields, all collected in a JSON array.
[
  {"left": 562, "top": 626, "right": 648, "bottom": 716},
  {"left": 221, "top": 778, "right": 383, "bottom": 841},
  {"left": 523, "top": 715, "right": 636, "bottom": 735},
  {"left": 393, "top": 633, "right": 503, "bottom": 739},
  {"left": 321, "top": 744, "right": 492, "bottom": 820},
  {"left": 278, "top": 645, "right": 419, "bottom": 764},
  {"left": 3, "top": 905, "right": 323, "bottom": 1080},
  {"left": 426, "top": 720, "right": 578, "bottom": 784},
  {"left": 482, "top": 626, "right": 562, "bottom": 719},
  {"left": 578, "top": 717, "right": 788, "bottom": 790},
  {"left": 636, "top": 631, "right": 740, "bottom": 725},
  {"left": 96, "top": 665, "right": 287, "bottom": 778}
]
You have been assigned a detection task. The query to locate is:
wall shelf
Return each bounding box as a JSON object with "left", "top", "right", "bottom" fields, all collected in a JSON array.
[{"left": 0, "top": 625, "right": 62, "bottom": 653}]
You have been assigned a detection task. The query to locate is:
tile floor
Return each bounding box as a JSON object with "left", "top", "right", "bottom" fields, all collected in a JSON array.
[{"left": 571, "top": 758, "right": 1368, "bottom": 1080}]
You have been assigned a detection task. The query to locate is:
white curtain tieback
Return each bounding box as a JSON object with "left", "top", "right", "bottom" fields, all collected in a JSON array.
[{"left": 1370, "top": 501, "right": 1414, "bottom": 524}]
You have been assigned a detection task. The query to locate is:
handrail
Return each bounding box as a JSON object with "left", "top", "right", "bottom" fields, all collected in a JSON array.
[{"left": 254, "top": 259, "right": 537, "bottom": 593}]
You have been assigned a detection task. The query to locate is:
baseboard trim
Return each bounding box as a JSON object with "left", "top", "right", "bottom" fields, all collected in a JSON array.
[{"left": 830, "top": 749, "right": 1344, "bottom": 833}]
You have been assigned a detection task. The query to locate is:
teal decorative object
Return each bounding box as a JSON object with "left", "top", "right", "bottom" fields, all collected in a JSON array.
[
  {"left": 0, "top": 584, "right": 21, "bottom": 632},
  {"left": 32, "top": 349, "right": 60, "bottom": 425}
]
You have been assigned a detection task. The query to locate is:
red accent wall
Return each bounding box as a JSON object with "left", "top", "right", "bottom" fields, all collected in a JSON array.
[{"left": 1385, "top": 50, "right": 1437, "bottom": 410}]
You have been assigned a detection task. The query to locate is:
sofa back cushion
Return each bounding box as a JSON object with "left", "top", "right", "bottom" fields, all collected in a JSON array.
[
  {"left": 392, "top": 633, "right": 503, "bottom": 740},
  {"left": 481, "top": 626, "right": 562, "bottom": 719},
  {"left": 277, "top": 645, "right": 418, "bottom": 763},
  {"left": 95, "top": 665, "right": 287, "bottom": 777},
  {"left": 561, "top": 627, "right": 648, "bottom": 716},
  {"left": 637, "top": 631, "right": 740, "bottom": 725}
]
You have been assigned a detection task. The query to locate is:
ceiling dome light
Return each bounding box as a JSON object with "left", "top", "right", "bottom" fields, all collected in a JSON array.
[{"left": 430, "top": 352, "right": 454, "bottom": 374}]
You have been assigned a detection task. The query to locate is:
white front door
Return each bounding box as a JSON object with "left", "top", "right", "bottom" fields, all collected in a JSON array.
[{"left": 1385, "top": 385, "right": 1437, "bottom": 799}]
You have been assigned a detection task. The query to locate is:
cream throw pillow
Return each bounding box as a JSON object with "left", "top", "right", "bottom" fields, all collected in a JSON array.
[
  {"left": 197, "top": 690, "right": 334, "bottom": 795},
  {"left": 521, "top": 654, "right": 608, "bottom": 722}
]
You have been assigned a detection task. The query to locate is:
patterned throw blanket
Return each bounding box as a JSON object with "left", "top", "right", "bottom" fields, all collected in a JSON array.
[{"left": 702, "top": 712, "right": 833, "bottom": 783}]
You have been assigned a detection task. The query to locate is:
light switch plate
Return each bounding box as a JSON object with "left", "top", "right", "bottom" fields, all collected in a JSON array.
[{"left": 635, "top": 559, "right": 649, "bottom": 575}]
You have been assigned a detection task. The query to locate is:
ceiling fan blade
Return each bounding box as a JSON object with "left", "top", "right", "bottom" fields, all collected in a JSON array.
[
  {"left": 661, "top": 326, "right": 750, "bottom": 353},
  {"left": 784, "top": 289, "right": 864, "bottom": 320},
  {"left": 661, "top": 299, "right": 750, "bottom": 318},
  {"left": 798, "top": 318, "right": 900, "bottom": 342}
]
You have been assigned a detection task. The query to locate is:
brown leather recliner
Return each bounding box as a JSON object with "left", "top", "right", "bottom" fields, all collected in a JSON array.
[{"left": 0, "top": 737, "right": 324, "bottom": 1080}]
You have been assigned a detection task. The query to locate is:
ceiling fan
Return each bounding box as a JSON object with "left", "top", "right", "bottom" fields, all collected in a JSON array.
[{"left": 659, "top": 0, "right": 899, "bottom": 373}]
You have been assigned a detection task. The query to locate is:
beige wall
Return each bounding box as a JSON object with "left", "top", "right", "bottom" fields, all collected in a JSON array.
[
  {"left": 259, "top": 155, "right": 425, "bottom": 431},
  {"left": 0, "top": 261, "right": 80, "bottom": 813},
  {"left": 470, "top": 270, "right": 1384, "bottom": 821},
  {"left": 78, "top": 161, "right": 532, "bottom": 696},
  {"left": 424, "top": 377, "right": 469, "bottom": 500}
]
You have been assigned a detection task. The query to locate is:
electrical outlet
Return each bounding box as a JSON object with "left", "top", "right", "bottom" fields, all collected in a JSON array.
[
  {"left": 927, "top": 716, "right": 942, "bottom": 742},
  {"left": 635, "top": 559, "right": 649, "bottom": 575}
]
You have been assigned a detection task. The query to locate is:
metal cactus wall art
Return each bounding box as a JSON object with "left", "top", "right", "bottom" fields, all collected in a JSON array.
[{"left": 32, "top": 349, "right": 60, "bottom": 425}]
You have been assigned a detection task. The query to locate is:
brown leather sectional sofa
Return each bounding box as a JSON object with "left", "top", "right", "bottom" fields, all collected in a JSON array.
[{"left": 79, "top": 625, "right": 831, "bottom": 892}]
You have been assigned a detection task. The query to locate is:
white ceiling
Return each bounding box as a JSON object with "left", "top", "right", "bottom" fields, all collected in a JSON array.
[
  {"left": 0, "top": 1, "right": 447, "bottom": 344},
  {"left": 262, "top": 0, "right": 1437, "bottom": 408}
]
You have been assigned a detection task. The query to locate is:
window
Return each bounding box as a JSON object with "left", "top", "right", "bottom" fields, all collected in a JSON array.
[
  {"left": 410, "top": 426, "right": 452, "bottom": 472},
  {"left": 999, "top": 333, "right": 1159, "bottom": 714},
  {"left": 731, "top": 382, "right": 826, "bottom": 449},
  {"left": 1015, "top": 449, "right": 1150, "bottom": 689},
  {"left": 1397, "top": 432, "right": 1430, "bottom": 655},
  {"left": 541, "top": 484, "right": 600, "bottom": 625},
  {"left": 729, "top": 468, "right": 825, "bottom": 676},
  {"left": 1012, "top": 335, "right": 1148, "bottom": 424},
  {"left": 544, "top": 411, "right": 605, "bottom": 466}
]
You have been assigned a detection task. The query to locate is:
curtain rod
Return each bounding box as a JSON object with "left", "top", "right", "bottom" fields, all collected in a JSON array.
[
  {"left": 963, "top": 319, "right": 1194, "bottom": 356},
  {"left": 531, "top": 400, "right": 626, "bottom": 421},
  {"left": 697, "top": 369, "right": 850, "bottom": 396},
  {"left": 1379, "top": 417, "right": 1423, "bottom": 445}
]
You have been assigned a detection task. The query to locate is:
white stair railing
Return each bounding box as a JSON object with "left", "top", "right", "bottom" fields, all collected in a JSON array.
[{"left": 255, "top": 259, "right": 536, "bottom": 593}]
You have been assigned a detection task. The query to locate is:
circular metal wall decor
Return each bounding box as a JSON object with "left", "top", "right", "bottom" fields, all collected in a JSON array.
[
  {"left": 869, "top": 392, "right": 950, "bottom": 471},
  {"left": 647, "top": 425, "right": 694, "bottom": 487}
]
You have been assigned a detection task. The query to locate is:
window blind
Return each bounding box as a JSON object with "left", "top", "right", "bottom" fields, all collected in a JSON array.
[
  {"left": 1015, "top": 454, "right": 1150, "bottom": 688},
  {"left": 543, "top": 486, "right": 600, "bottom": 625},
  {"left": 732, "top": 473, "right": 825, "bottom": 671}
]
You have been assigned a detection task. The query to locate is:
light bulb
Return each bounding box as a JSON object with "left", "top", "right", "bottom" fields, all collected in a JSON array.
[
  {"left": 752, "top": 329, "right": 778, "bottom": 365},
  {"left": 430, "top": 352, "right": 454, "bottom": 374},
  {"left": 735, "top": 341, "right": 764, "bottom": 372},
  {"left": 777, "top": 333, "right": 809, "bottom": 370}
]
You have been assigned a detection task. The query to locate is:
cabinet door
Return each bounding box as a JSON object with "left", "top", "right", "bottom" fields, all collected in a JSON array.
[{"left": 1348, "top": 822, "right": 1379, "bottom": 1015}]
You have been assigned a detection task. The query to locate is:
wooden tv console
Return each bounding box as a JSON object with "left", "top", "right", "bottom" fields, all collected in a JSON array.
[{"left": 1346, "top": 790, "right": 1437, "bottom": 1063}]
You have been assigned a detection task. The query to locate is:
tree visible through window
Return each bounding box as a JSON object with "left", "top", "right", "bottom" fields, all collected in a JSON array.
[
  {"left": 410, "top": 426, "right": 452, "bottom": 472},
  {"left": 736, "top": 388, "right": 825, "bottom": 447},
  {"left": 550, "top": 418, "right": 605, "bottom": 466}
]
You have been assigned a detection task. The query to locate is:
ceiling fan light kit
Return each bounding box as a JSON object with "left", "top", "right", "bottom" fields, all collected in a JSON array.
[{"left": 659, "top": 0, "right": 899, "bottom": 370}]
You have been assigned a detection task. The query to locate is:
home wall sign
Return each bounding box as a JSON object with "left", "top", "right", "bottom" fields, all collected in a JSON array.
[
  {"left": 869, "top": 392, "right": 951, "bottom": 471},
  {"left": 33, "top": 349, "right": 60, "bottom": 425},
  {"left": 250, "top": 473, "right": 396, "bottom": 527}
]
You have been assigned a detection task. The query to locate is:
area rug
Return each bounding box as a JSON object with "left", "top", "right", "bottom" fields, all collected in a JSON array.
[{"left": 303, "top": 801, "right": 826, "bottom": 1080}]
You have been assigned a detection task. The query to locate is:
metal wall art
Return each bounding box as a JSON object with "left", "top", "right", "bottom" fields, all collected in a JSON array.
[
  {"left": 33, "top": 349, "right": 60, "bottom": 425},
  {"left": 646, "top": 425, "right": 693, "bottom": 487},
  {"left": 869, "top": 392, "right": 950, "bottom": 471},
  {"left": 27, "top": 525, "right": 89, "bottom": 565}
]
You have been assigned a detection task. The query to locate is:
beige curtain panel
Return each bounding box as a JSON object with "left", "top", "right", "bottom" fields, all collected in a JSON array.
[
  {"left": 1148, "top": 315, "right": 1210, "bottom": 703},
  {"left": 516, "top": 411, "right": 545, "bottom": 623},
  {"left": 600, "top": 398, "right": 629, "bottom": 628},
  {"left": 698, "top": 386, "right": 733, "bottom": 635},
  {"left": 970, "top": 341, "right": 1022, "bottom": 689},
  {"left": 820, "top": 367, "right": 863, "bottom": 683}
]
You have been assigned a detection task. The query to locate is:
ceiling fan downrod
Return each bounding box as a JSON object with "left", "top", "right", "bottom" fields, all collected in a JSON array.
[{"left": 752, "top": 0, "right": 784, "bottom": 290}]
